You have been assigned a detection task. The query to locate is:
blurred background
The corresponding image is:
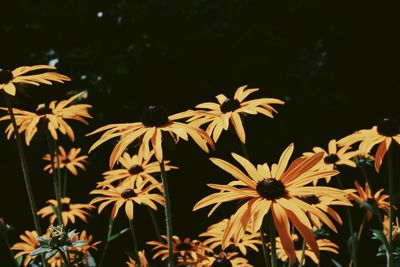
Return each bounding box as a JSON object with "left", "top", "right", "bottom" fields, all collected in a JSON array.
[{"left": 0, "top": 0, "right": 399, "bottom": 266}]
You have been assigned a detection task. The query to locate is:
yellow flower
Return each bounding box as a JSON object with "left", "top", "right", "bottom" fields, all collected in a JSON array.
[
  {"left": 199, "top": 218, "right": 261, "bottom": 255},
  {"left": 275, "top": 234, "right": 339, "bottom": 265},
  {"left": 69, "top": 230, "right": 101, "bottom": 265},
  {"left": 187, "top": 85, "right": 284, "bottom": 144},
  {"left": 126, "top": 250, "right": 149, "bottom": 267},
  {"left": 0, "top": 65, "right": 70, "bottom": 96},
  {"left": 348, "top": 181, "right": 390, "bottom": 220},
  {"left": 338, "top": 118, "right": 400, "bottom": 172},
  {"left": 193, "top": 143, "right": 349, "bottom": 262},
  {"left": 98, "top": 150, "right": 177, "bottom": 188},
  {"left": 90, "top": 180, "right": 164, "bottom": 220},
  {"left": 43, "top": 146, "right": 88, "bottom": 176},
  {"left": 11, "top": 230, "right": 42, "bottom": 267},
  {"left": 0, "top": 92, "right": 92, "bottom": 145},
  {"left": 87, "top": 105, "right": 214, "bottom": 167},
  {"left": 383, "top": 215, "right": 400, "bottom": 242},
  {"left": 37, "top": 197, "right": 94, "bottom": 226}
]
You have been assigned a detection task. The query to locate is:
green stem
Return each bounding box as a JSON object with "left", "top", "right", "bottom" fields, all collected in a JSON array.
[
  {"left": 359, "top": 163, "right": 372, "bottom": 193},
  {"left": 387, "top": 147, "right": 394, "bottom": 267},
  {"left": 56, "top": 247, "right": 71, "bottom": 267},
  {"left": 3, "top": 94, "right": 42, "bottom": 234},
  {"left": 128, "top": 219, "right": 140, "bottom": 264},
  {"left": 98, "top": 219, "right": 114, "bottom": 267},
  {"left": 147, "top": 206, "right": 162, "bottom": 241},
  {"left": 298, "top": 239, "right": 306, "bottom": 267},
  {"left": 356, "top": 212, "right": 367, "bottom": 242},
  {"left": 1, "top": 233, "right": 18, "bottom": 267},
  {"left": 159, "top": 161, "right": 174, "bottom": 267},
  {"left": 269, "top": 219, "right": 277, "bottom": 267},
  {"left": 260, "top": 218, "right": 271, "bottom": 267},
  {"left": 62, "top": 170, "right": 68, "bottom": 198}
]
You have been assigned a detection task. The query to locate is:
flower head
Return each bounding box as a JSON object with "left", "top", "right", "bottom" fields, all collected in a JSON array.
[
  {"left": 187, "top": 85, "right": 284, "bottom": 144},
  {"left": 11, "top": 230, "right": 42, "bottom": 266},
  {"left": 0, "top": 65, "right": 70, "bottom": 96},
  {"left": 43, "top": 146, "right": 88, "bottom": 176}
]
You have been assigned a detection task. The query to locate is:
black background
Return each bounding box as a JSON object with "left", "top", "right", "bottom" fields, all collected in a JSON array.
[{"left": 0, "top": 0, "right": 399, "bottom": 266}]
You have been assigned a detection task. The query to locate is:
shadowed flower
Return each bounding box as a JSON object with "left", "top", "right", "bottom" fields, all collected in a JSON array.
[
  {"left": 11, "top": 230, "right": 42, "bottom": 267},
  {"left": 275, "top": 234, "right": 339, "bottom": 265},
  {"left": 37, "top": 197, "right": 94, "bottom": 226},
  {"left": 0, "top": 92, "right": 92, "bottom": 145},
  {"left": 43, "top": 146, "right": 88, "bottom": 176},
  {"left": 0, "top": 65, "right": 70, "bottom": 96},
  {"left": 97, "top": 150, "right": 177, "bottom": 188},
  {"left": 338, "top": 118, "right": 400, "bottom": 172},
  {"left": 69, "top": 230, "right": 101, "bottom": 265},
  {"left": 186, "top": 85, "right": 284, "bottom": 144},
  {"left": 193, "top": 143, "right": 349, "bottom": 262},
  {"left": 200, "top": 252, "right": 253, "bottom": 267},
  {"left": 383, "top": 215, "right": 400, "bottom": 243},
  {"left": 126, "top": 250, "right": 149, "bottom": 267},
  {"left": 90, "top": 180, "right": 164, "bottom": 220},
  {"left": 87, "top": 105, "right": 214, "bottom": 167},
  {"left": 348, "top": 181, "right": 390, "bottom": 220}
]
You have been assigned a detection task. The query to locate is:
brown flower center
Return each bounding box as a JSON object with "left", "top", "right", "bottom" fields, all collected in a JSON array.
[
  {"left": 141, "top": 105, "right": 170, "bottom": 127},
  {"left": 121, "top": 189, "right": 136, "bottom": 199},
  {"left": 61, "top": 203, "right": 70, "bottom": 210},
  {"left": 176, "top": 242, "right": 192, "bottom": 251},
  {"left": 129, "top": 164, "right": 144, "bottom": 175},
  {"left": 0, "top": 69, "right": 13, "bottom": 84},
  {"left": 220, "top": 98, "right": 240, "bottom": 113},
  {"left": 324, "top": 154, "right": 339, "bottom": 164},
  {"left": 35, "top": 104, "right": 53, "bottom": 115},
  {"left": 299, "top": 195, "right": 320, "bottom": 205},
  {"left": 256, "top": 178, "right": 286, "bottom": 200},
  {"left": 293, "top": 236, "right": 304, "bottom": 250},
  {"left": 377, "top": 118, "right": 400, "bottom": 137}
]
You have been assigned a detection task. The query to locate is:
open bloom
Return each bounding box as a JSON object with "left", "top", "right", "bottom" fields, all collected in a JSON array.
[
  {"left": 11, "top": 230, "right": 42, "bottom": 266},
  {"left": 43, "top": 146, "right": 88, "bottom": 176},
  {"left": 186, "top": 85, "right": 284, "bottom": 144},
  {"left": 0, "top": 92, "right": 92, "bottom": 145},
  {"left": 90, "top": 179, "right": 164, "bottom": 220},
  {"left": 338, "top": 118, "right": 400, "bottom": 172},
  {"left": 193, "top": 143, "right": 349, "bottom": 261},
  {"left": 87, "top": 105, "right": 214, "bottom": 167},
  {"left": 37, "top": 197, "right": 94, "bottom": 226},
  {"left": 0, "top": 65, "right": 70, "bottom": 96},
  {"left": 69, "top": 230, "right": 101, "bottom": 265}
]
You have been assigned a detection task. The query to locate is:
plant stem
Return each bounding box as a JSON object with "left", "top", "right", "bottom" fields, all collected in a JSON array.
[
  {"left": 98, "top": 219, "right": 114, "bottom": 267},
  {"left": 62, "top": 170, "right": 68, "bottom": 198},
  {"left": 359, "top": 163, "right": 372, "bottom": 192},
  {"left": 128, "top": 219, "right": 140, "bottom": 263},
  {"left": 269, "top": 219, "right": 277, "bottom": 267},
  {"left": 147, "top": 207, "right": 162, "bottom": 241},
  {"left": 387, "top": 147, "right": 394, "bottom": 267},
  {"left": 3, "top": 94, "right": 42, "bottom": 234},
  {"left": 56, "top": 247, "right": 71, "bottom": 267},
  {"left": 1, "top": 233, "right": 18, "bottom": 267},
  {"left": 298, "top": 239, "right": 306, "bottom": 267},
  {"left": 260, "top": 218, "right": 271, "bottom": 267},
  {"left": 159, "top": 161, "right": 174, "bottom": 267}
]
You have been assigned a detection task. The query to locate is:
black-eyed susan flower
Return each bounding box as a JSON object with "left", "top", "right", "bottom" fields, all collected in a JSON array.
[
  {"left": 89, "top": 180, "right": 164, "bottom": 220},
  {"left": 338, "top": 118, "right": 400, "bottom": 172},
  {"left": 275, "top": 234, "right": 339, "bottom": 265},
  {"left": 126, "top": 250, "right": 149, "bottom": 267},
  {"left": 0, "top": 65, "right": 70, "bottom": 96},
  {"left": 97, "top": 150, "right": 177, "bottom": 188},
  {"left": 200, "top": 252, "right": 253, "bottom": 267},
  {"left": 69, "top": 230, "right": 101, "bottom": 265},
  {"left": 199, "top": 218, "right": 261, "bottom": 256},
  {"left": 0, "top": 92, "right": 92, "bottom": 145},
  {"left": 193, "top": 143, "right": 349, "bottom": 262},
  {"left": 383, "top": 215, "right": 400, "bottom": 243},
  {"left": 186, "top": 85, "right": 284, "bottom": 144},
  {"left": 348, "top": 181, "right": 390, "bottom": 220},
  {"left": 87, "top": 105, "right": 214, "bottom": 167},
  {"left": 11, "top": 230, "right": 42, "bottom": 266},
  {"left": 37, "top": 197, "right": 94, "bottom": 226},
  {"left": 43, "top": 146, "right": 88, "bottom": 176}
]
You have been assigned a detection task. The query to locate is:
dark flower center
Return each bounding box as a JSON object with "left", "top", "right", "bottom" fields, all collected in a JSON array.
[
  {"left": 256, "top": 178, "right": 286, "bottom": 200},
  {"left": 121, "top": 189, "right": 136, "bottom": 199},
  {"left": 299, "top": 195, "right": 320, "bottom": 205},
  {"left": 34, "top": 240, "right": 41, "bottom": 249},
  {"left": 129, "top": 164, "right": 144, "bottom": 175},
  {"left": 324, "top": 154, "right": 339, "bottom": 164},
  {"left": 0, "top": 69, "right": 13, "bottom": 84},
  {"left": 62, "top": 158, "right": 70, "bottom": 164},
  {"left": 212, "top": 258, "right": 233, "bottom": 267},
  {"left": 366, "top": 197, "right": 377, "bottom": 207},
  {"left": 141, "top": 105, "right": 170, "bottom": 127},
  {"left": 294, "top": 237, "right": 304, "bottom": 250},
  {"left": 35, "top": 104, "right": 53, "bottom": 115},
  {"left": 377, "top": 118, "right": 400, "bottom": 137},
  {"left": 220, "top": 98, "right": 240, "bottom": 113},
  {"left": 61, "top": 203, "right": 70, "bottom": 210},
  {"left": 176, "top": 242, "right": 192, "bottom": 251}
]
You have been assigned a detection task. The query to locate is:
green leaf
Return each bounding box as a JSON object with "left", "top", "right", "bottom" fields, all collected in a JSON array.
[
  {"left": 15, "top": 255, "right": 23, "bottom": 266},
  {"left": 38, "top": 236, "right": 49, "bottom": 246},
  {"left": 45, "top": 249, "right": 58, "bottom": 260},
  {"left": 87, "top": 252, "right": 97, "bottom": 267},
  {"left": 371, "top": 228, "right": 390, "bottom": 252},
  {"left": 72, "top": 240, "right": 87, "bottom": 247},
  {"left": 108, "top": 227, "right": 129, "bottom": 242},
  {"left": 347, "top": 232, "right": 358, "bottom": 255},
  {"left": 31, "top": 246, "right": 50, "bottom": 256},
  {"left": 331, "top": 258, "right": 343, "bottom": 267}
]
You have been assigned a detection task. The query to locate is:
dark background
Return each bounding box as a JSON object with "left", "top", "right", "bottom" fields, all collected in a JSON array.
[{"left": 0, "top": 0, "right": 399, "bottom": 266}]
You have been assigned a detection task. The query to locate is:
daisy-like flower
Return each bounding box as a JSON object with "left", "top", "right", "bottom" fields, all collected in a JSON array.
[
  {"left": 87, "top": 105, "right": 214, "bottom": 167},
  {"left": 200, "top": 252, "right": 253, "bottom": 267},
  {"left": 193, "top": 143, "right": 349, "bottom": 261},
  {"left": 0, "top": 65, "right": 70, "bottom": 96},
  {"left": 275, "top": 234, "right": 339, "bottom": 265},
  {"left": 338, "top": 118, "right": 400, "bottom": 172},
  {"left": 147, "top": 235, "right": 211, "bottom": 263},
  {"left": 37, "top": 197, "right": 94, "bottom": 226},
  {"left": 187, "top": 85, "right": 284, "bottom": 144},
  {"left": 126, "top": 250, "right": 149, "bottom": 267},
  {"left": 43, "top": 146, "right": 88, "bottom": 176},
  {"left": 98, "top": 150, "right": 177, "bottom": 188},
  {"left": 383, "top": 215, "right": 400, "bottom": 243},
  {"left": 348, "top": 181, "right": 390, "bottom": 220},
  {"left": 69, "top": 230, "right": 101, "bottom": 265},
  {"left": 0, "top": 92, "right": 92, "bottom": 145},
  {"left": 303, "top": 139, "right": 359, "bottom": 183},
  {"left": 89, "top": 180, "right": 164, "bottom": 220},
  {"left": 199, "top": 218, "right": 261, "bottom": 255},
  {"left": 11, "top": 230, "right": 42, "bottom": 267}
]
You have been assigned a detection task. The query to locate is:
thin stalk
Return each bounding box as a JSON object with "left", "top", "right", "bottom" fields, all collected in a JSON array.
[
  {"left": 53, "top": 140, "right": 63, "bottom": 200},
  {"left": 298, "top": 239, "right": 306, "bottom": 267},
  {"left": 159, "top": 161, "right": 174, "bottom": 267},
  {"left": 269, "top": 219, "right": 277, "bottom": 267},
  {"left": 1, "top": 233, "right": 18, "bottom": 267},
  {"left": 56, "top": 247, "right": 71, "bottom": 267},
  {"left": 356, "top": 212, "right": 367, "bottom": 242},
  {"left": 62, "top": 170, "right": 68, "bottom": 198},
  {"left": 387, "top": 147, "right": 394, "bottom": 267},
  {"left": 3, "top": 94, "right": 42, "bottom": 234},
  {"left": 147, "top": 207, "right": 162, "bottom": 241},
  {"left": 128, "top": 219, "right": 140, "bottom": 263},
  {"left": 98, "top": 219, "right": 114, "bottom": 267},
  {"left": 359, "top": 163, "right": 372, "bottom": 192},
  {"left": 260, "top": 219, "right": 271, "bottom": 267}
]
